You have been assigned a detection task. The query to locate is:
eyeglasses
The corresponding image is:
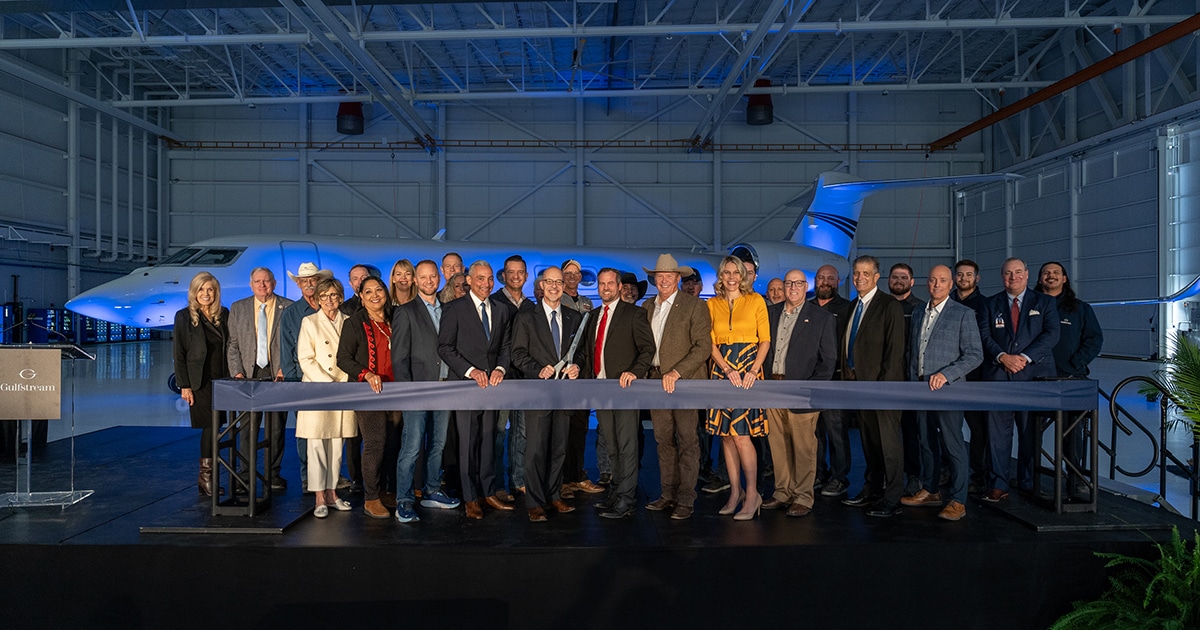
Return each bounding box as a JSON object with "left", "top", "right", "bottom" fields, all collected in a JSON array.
[
  {"left": 784, "top": 280, "right": 807, "bottom": 287},
  {"left": 542, "top": 279, "right": 565, "bottom": 287},
  {"left": 318, "top": 294, "right": 342, "bottom": 303}
]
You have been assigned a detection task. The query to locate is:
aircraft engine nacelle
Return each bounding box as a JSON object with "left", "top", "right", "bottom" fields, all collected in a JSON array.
[{"left": 728, "top": 241, "right": 849, "bottom": 293}]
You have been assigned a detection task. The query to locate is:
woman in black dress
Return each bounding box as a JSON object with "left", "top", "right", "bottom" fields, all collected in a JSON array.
[{"left": 172, "top": 271, "right": 229, "bottom": 496}]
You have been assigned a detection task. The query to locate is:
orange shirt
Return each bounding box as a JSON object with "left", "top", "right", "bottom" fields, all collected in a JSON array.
[{"left": 707, "top": 293, "right": 771, "bottom": 345}]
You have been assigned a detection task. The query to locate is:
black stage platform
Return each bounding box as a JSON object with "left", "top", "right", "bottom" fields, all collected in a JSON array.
[{"left": 2, "top": 426, "right": 1197, "bottom": 629}]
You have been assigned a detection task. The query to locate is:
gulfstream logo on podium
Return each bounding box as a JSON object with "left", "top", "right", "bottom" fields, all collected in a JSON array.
[
  {"left": 0, "top": 348, "right": 62, "bottom": 420},
  {"left": 2, "top": 367, "right": 55, "bottom": 392}
]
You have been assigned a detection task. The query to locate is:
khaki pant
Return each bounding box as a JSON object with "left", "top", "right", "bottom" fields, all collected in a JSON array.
[{"left": 765, "top": 408, "right": 820, "bottom": 508}]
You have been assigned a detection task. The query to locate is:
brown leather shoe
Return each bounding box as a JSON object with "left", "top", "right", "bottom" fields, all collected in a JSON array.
[
  {"left": 485, "top": 495, "right": 516, "bottom": 511},
  {"left": 786, "top": 503, "right": 812, "bottom": 517},
  {"left": 900, "top": 489, "right": 943, "bottom": 507},
  {"left": 528, "top": 506, "right": 548, "bottom": 522},
  {"left": 981, "top": 488, "right": 1009, "bottom": 503},
  {"left": 938, "top": 500, "right": 966, "bottom": 521},
  {"left": 464, "top": 500, "right": 484, "bottom": 520},
  {"left": 645, "top": 497, "right": 675, "bottom": 511},
  {"left": 494, "top": 489, "right": 516, "bottom": 503},
  {"left": 669, "top": 505, "right": 694, "bottom": 520},
  {"left": 551, "top": 499, "right": 575, "bottom": 514},
  {"left": 380, "top": 492, "right": 398, "bottom": 509},
  {"left": 762, "top": 497, "right": 787, "bottom": 510},
  {"left": 363, "top": 499, "right": 390, "bottom": 519},
  {"left": 560, "top": 484, "right": 576, "bottom": 500},
  {"left": 575, "top": 479, "right": 605, "bottom": 494},
  {"left": 515, "top": 485, "right": 526, "bottom": 495}
]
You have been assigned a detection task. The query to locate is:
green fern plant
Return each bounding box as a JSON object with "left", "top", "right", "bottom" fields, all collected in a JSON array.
[
  {"left": 1050, "top": 526, "right": 1199, "bottom": 630},
  {"left": 1142, "top": 332, "right": 1200, "bottom": 441}
]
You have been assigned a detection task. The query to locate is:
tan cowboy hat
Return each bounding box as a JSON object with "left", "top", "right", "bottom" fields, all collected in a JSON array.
[
  {"left": 287, "top": 261, "right": 334, "bottom": 282},
  {"left": 643, "top": 253, "right": 695, "bottom": 278}
]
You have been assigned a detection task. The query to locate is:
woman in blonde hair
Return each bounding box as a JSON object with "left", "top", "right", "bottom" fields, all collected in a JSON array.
[
  {"left": 172, "top": 271, "right": 229, "bottom": 496},
  {"left": 389, "top": 259, "right": 417, "bottom": 306},
  {"left": 706, "top": 256, "right": 771, "bottom": 520}
]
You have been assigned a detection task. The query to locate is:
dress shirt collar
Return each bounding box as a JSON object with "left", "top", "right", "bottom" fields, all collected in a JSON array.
[
  {"left": 469, "top": 292, "right": 489, "bottom": 311},
  {"left": 857, "top": 286, "right": 878, "bottom": 306},
  {"left": 655, "top": 291, "right": 677, "bottom": 309}
]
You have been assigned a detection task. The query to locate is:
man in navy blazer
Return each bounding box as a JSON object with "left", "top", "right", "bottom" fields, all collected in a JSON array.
[
  {"left": 390, "top": 260, "right": 461, "bottom": 523},
  {"left": 761, "top": 269, "right": 837, "bottom": 517},
  {"left": 510, "top": 266, "right": 584, "bottom": 522},
  {"left": 437, "top": 260, "right": 515, "bottom": 519},
  {"left": 977, "top": 257, "right": 1059, "bottom": 502},
  {"left": 901, "top": 265, "right": 982, "bottom": 521}
]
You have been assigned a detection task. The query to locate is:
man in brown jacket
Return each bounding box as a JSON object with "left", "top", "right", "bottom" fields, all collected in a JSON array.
[{"left": 642, "top": 254, "right": 713, "bottom": 520}]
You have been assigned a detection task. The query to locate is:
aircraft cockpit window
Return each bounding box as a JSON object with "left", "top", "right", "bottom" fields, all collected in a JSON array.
[
  {"left": 579, "top": 269, "right": 597, "bottom": 288},
  {"left": 189, "top": 248, "right": 244, "bottom": 267},
  {"left": 160, "top": 248, "right": 201, "bottom": 266}
]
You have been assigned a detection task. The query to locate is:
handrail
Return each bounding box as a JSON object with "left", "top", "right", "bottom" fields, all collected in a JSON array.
[{"left": 1101, "top": 378, "right": 1161, "bottom": 478}]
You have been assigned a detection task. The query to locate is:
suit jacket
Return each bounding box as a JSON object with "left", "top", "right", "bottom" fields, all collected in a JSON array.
[
  {"left": 977, "top": 289, "right": 1060, "bottom": 381},
  {"left": 643, "top": 291, "right": 711, "bottom": 379},
  {"left": 839, "top": 291, "right": 906, "bottom": 382},
  {"left": 227, "top": 294, "right": 293, "bottom": 377},
  {"left": 391, "top": 297, "right": 446, "bottom": 382},
  {"left": 510, "top": 302, "right": 584, "bottom": 378},
  {"left": 172, "top": 306, "right": 229, "bottom": 390},
  {"left": 762, "top": 302, "right": 837, "bottom": 384},
  {"left": 578, "top": 299, "right": 656, "bottom": 379},
  {"left": 906, "top": 298, "right": 983, "bottom": 383},
  {"left": 296, "top": 311, "right": 357, "bottom": 439},
  {"left": 437, "top": 293, "right": 513, "bottom": 380}
]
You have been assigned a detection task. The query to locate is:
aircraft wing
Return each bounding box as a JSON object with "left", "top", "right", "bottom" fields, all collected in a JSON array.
[{"left": 823, "top": 173, "right": 1022, "bottom": 193}]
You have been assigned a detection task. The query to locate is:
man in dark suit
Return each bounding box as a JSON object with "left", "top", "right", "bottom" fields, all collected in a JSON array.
[
  {"left": 490, "top": 254, "right": 531, "bottom": 500},
  {"left": 811, "top": 263, "right": 854, "bottom": 497},
  {"left": 762, "top": 269, "right": 838, "bottom": 517},
  {"left": 227, "top": 266, "right": 294, "bottom": 491},
  {"left": 510, "top": 266, "right": 583, "bottom": 522},
  {"left": 839, "top": 255, "right": 907, "bottom": 517},
  {"left": 951, "top": 258, "right": 989, "bottom": 493},
  {"left": 978, "top": 257, "right": 1060, "bottom": 502},
  {"left": 391, "top": 259, "right": 461, "bottom": 523},
  {"left": 901, "top": 265, "right": 982, "bottom": 521},
  {"left": 578, "top": 267, "right": 656, "bottom": 519},
  {"left": 642, "top": 254, "right": 712, "bottom": 521},
  {"left": 889, "top": 262, "right": 924, "bottom": 497},
  {"left": 437, "top": 259, "right": 515, "bottom": 520}
]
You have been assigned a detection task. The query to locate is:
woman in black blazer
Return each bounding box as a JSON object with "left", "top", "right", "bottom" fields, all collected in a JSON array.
[{"left": 172, "top": 271, "right": 229, "bottom": 496}]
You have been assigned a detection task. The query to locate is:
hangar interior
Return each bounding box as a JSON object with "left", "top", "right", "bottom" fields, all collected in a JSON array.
[{"left": 0, "top": 0, "right": 1198, "bottom": 360}]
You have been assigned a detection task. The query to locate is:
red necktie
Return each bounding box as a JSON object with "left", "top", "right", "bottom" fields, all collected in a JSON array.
[
  {"left": 593, "top": 304, "right": 610, "bottom": 376},
  {"left": 1010, "top": 296, "right": 1020, "bottom": 332}
]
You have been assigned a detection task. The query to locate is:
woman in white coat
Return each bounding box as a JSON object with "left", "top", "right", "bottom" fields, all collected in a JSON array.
[{"left": 298, "top": 278, "right": 358, "bottom": 518}]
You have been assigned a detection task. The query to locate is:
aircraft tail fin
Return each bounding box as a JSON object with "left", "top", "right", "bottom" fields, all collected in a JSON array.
[{"left": 794, "top": 171, "right": 1021, "bottom": 259}]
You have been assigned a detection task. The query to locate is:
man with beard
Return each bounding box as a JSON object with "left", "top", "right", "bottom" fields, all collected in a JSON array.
[
  {"left": 951, "top": 259, "right": 989, "bottom": 493},
  {"left": 558, "top": 259, "right": 605, "bottom": 498},
  {"left": 491, "top": 255, "right": 531, "bottom": 500},
  {"left": 810, "top": 264, "right": 854, "bottom": 497},
  {"left": 279, "top": 262, "right": 334, "bottom": 493},
  {"left": 889, "top": 262, "right": 924, "bottom": 497}
]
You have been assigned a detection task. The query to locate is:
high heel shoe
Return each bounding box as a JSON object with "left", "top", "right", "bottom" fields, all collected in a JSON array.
[
  {"left": 718, "top": 492, "right": 743, "bottom": 515},
  {"left": 733, "top": 494, "right": 762, "bottom": 521}
]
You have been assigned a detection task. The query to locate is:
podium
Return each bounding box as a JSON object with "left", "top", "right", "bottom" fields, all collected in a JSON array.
[{"left": 0, "top": 343, "right": 96, "bottom": 508}]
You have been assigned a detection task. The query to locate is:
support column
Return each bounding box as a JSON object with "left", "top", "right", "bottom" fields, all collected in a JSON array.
[
  {"left": 712, "top": 125, "right": 722, "bottom": 252},
  {"left": 437, "top": 105, "right": 447, "bottom": 236},
  {"left": 847, "top": 93, "right": 859, "bottom": 176},
  {"left": 575, "top": 98, "right": 585, "bottom": 246},
  {"left": 65, "top": 51, "right": 81, "bottom": 301},
  {"left": 298, "top": 104, "right": 309, "bottom": 234}
]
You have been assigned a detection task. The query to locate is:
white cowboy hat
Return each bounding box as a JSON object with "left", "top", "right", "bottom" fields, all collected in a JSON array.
[{"left": 287, "top": 262, "right": 334, "bottom": 282}]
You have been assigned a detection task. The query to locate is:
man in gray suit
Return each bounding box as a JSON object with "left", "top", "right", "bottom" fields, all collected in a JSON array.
[
  {"left": 227, "top": 266, "right": 294, "bottom": 490},
  {"left": 901, "top": 265, "right": 982, "bottom": 521},
  {"left": 642, "top": 254, "right": 712, "bottom": 521}
]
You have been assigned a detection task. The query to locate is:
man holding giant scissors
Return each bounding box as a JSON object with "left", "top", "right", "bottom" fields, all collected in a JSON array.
[{"left": 510, "top": 266, "right": 585, "bottom": 522}]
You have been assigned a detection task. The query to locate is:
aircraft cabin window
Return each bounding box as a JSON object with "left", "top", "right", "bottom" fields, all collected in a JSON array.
[
  {"left": 160, "top": 248, "right": 201, "bottom": 266},
  {"left": 579, "top": 269, "right": 597, "bottom": 288},
  {"left": 189, "top": 248, "right": 244, "bottom": 266}
]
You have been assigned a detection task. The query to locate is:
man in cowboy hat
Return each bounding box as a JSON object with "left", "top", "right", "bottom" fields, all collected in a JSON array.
[
  {"left": 642, "top": 254, "right": 712, "bottom": 520},
  {"left": 279, "top": 262, "right": 334, "bottom": 492},
  {"left": 620, "top": 271, "right": 649, "bottom": 305}
]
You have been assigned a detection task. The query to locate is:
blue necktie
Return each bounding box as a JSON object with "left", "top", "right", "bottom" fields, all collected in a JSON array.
[
  {"left": 480, "top": 301, "right": 491, "bottom": 340},
  {"left": 551, "top": 310, "right": 561, "bottom": 360},
  {"left": 847, "top": 299, "right": 864, "bottom": 369},
  {"left": 255, "top": 302, "right": 269, "bottom": 369}
]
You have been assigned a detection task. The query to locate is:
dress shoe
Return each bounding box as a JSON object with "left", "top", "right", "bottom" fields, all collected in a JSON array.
[
  {"left": 762, "top": 497, "right": 787, "bottom": 510},
  {"left": 981, "top": 488, "right": 1009, "bottom": 503},
  {"left": 598, "top": 472, "right": 613, "bottom": 486},
  {"left": 733, "top": 494, "right": 762, "bottom": 521},
  {"left": 528, "top": 507, "right": 548, "bottom": 523},
  {"left": 645, "top": 497, "right": 675, "bottom": 511},
  {"left": 865, "top": 500, "right": 902, "bottom": 518},
  {"left": 820, "top": 479, "right": 849, "bottom": 497},
  {"left": 485, "top": 495, "right": 516, "bottom": 511},
  {"left": 515, "top": 485, "right": 526, "bottom": 495},
  {"left": 575, "top": 479, "right": 605, "bottom": 494},
  {"left": 599, "top": 504, "right": 634, "bottom": 519},
  {"left": 669, "top": 505, "right": 694, "bottom": 520},
  {"left": 786, "top": 503, "right": 812, "bottom": 517},
  {"left": 701, "top": 478, "right": 731, "bottom": 494},
  {"left": 938, "top": 501, "right": 966, "bottom": 521},
  {"left": 550, "top": 499, "right": 575, "bottom": 513},
  {"left": 313, "top": 504, "right": 329, "bottom": 519},
  {"left": 900, "top": 489, "right": 943, "bottom": 507},
  {"left": 902, "top": 475, "right": 921, "bottom": 497},
  {"left": 593, "top": 496, "right": 615, "bottom": 511},
  {"left": 464, "top": 500, "right": 484, "bottom": 520},
  {"left": 494, "top": 489, "right": 516, "bottom": 503},
  {"left": 270, "top": 477, "right": 288, "bottom": 493},
  {"left": 380, "top": 492, "right": 398, "bottom": 509},
  {"left": 841, "top": 490, "right": 880, "bottom": 507},
  {"left": 363, "top": 499, "right": 390, "bottom": 519},
  {"left": 349, "top": 480, "right": 364, "bottom": 495},
  {"left": 331, "top": 498, "right": 352, "bottom": 511}
]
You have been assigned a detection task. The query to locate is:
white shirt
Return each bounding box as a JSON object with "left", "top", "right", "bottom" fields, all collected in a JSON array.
[
  {"left": 595, "top": 300, "right": 617, "bottom": 379},
  {"left": 650, "top": 291, "right": 676, "bottom": 366},
  {"left": 465, "top": 292, "right": 504, "bottom": 377},
  {"left": 917, "top": 298, "right": 947, "bottom": 378},
  {"left": 845, "top": 286, "right": 878, "bottom": 355}
]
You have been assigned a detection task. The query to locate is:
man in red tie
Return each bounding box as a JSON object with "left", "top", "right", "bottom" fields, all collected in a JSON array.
[
  {"left": 579, "top": 268, "right": 656, "bottom": 519},
  {"left": 977, "top": 258, "right": 1059, "bottom": 503}
]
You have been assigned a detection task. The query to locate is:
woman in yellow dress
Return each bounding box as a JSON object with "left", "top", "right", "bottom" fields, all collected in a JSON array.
[{"left": 707, "top": 256, "right": 771, "bottom": 520}]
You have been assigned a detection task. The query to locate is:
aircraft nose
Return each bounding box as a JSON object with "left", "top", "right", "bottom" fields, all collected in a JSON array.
[{"left": 66, "top": 275, "right": 182, "bottom": 328}]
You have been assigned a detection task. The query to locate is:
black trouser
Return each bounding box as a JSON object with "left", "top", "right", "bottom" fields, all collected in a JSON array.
[
  {"left": 563, "top": 408, "right": 590, "bottom": 483},
  {"left": 524, "top": 409, "right": 569, "bottom": 508},
  {"left": 858, "top": 409, "right": 904, "bottom": 505},
  {"left": 596, "top": 409, "right": 639, "bottom": 509},
  {"left": 816, "top": 408, "right": 852, "bottom": 484},
  {"left": 457, "top": 410, "right": 497, "bottom": 504},
  {"left": 964, "top": 410, "right": 989, "bottom": 486}
]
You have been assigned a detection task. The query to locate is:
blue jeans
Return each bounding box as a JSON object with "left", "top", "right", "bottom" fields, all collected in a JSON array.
[
  {"left": 395, "top": 410, "right": 450, "bottom": 506},
  {"left": 917, "top": 409, "right": 969, "bottom": 503},
  {"left": 493, "top": 410, "right": 526, "bottom": 491}
]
